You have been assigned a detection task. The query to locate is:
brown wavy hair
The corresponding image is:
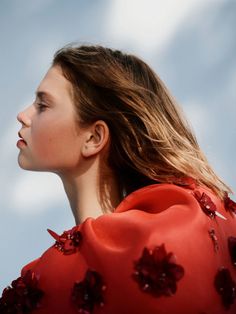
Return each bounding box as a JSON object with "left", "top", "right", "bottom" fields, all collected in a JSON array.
[{"left": 52, "top": 44, "right": 232, "bottom": 203}]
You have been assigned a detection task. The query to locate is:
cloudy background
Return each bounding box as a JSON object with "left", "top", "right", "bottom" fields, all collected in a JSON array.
[{"left": 0, "top": 0, "right": 235, "bottom": 291}]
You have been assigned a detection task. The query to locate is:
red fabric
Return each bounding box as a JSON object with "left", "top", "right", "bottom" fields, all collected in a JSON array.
[{"left": 4, "top": 183, "right": 236, "bottom": 313}]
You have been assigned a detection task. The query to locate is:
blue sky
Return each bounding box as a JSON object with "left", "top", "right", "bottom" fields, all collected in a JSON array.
[{"left": 0, "top": 0, "right": 235, "bottom": 291}]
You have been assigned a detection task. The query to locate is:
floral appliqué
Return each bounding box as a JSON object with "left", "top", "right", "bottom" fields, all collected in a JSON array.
[
  {"left": 214, "top": 267, "right": 236, "bottom": 309},
  {"left": 133, "top": 244, "right": 184, "bottom": 297},
  {"left": 47, "top": 226, "right": 82, "bottom": 255},
  {"left": 208, "top": 229, "right": 219, "bottom": 252},
  {"left": 0, "top": 270, "right": 44, "bottom": 313},
  {"left": 224, "top": 194, "right": 236, "bottom": 215},
  {"left": 194, "top": 191, "right": 217, "bottom": 219},
  {"left": 228, "top": 237, "right": 236, "bottom": 267},
  {"left": 72, "top": 269, "right": 106, "bottom": 314}
]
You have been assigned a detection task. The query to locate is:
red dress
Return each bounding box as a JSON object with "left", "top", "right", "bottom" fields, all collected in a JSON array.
[{"left": 1, "top": 181, "right": 236, "bottom": 314}]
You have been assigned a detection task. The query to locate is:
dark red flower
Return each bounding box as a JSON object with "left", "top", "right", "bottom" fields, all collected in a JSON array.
[
  {"left": 228, "top": 237, "right": 236, "bottom": 267},
  {"left": 208, "top": 229, "right": 219, "bottom": 252},
  {"left": 47, "top": 226, "right": 82, "bottom": 255},
  {"left": 224, "top": 195, "right": 236, "bottom": 215},
  {"left": 0, "top": 270, "right": 44, "bottom": 313},
  {"left": 72, "top": 269, "right": 106, "bottom": 313},
  {"left": 214, "top": 267, "right": 236, "bottom": 309},
  {"left": 133, "top": 244, "right": 184, "bottom": 297},
  {"left": 194, "top": 191, "right": 217, "bottom": 219}
]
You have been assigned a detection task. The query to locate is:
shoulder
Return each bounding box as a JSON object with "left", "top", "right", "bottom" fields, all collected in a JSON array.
[
  {"left": 115, "top": 181, "right": 214, "bottom": 215},
  {"left": 114, "top": 179, "right": 235, "bottom": 221},
  {"left": 79, "top": 182, "right": 236, "bottom": 312},
  {"left": 21, "top": 258, "right": 40, "bottom": 276},
  {"left": 106, "top": 181, "right": 234, "bottom": 245},
  {"left": 83, "top": 181, "right": 228, "bottom": 257},
  {"left": 4, "top": 182, "right": 236, "bottom": 313}
]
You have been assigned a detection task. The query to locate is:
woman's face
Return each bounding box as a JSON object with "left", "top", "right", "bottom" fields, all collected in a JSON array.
[{"left": 17, "top": 66, "right": 85, "bottom": 174}]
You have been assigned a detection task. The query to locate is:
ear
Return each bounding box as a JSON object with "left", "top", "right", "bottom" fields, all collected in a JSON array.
[{"left": 81, "top": 120, "right": 110, "bottom": 158}]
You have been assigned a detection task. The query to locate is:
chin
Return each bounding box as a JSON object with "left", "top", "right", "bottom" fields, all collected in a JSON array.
[
  {"left": 17, "top": 156, "right": 40, "bottom": 171},
  {"left": 17, "top": 157, "right": 57, "bottom": 173},
  {"left": 17, "top": 156, "right": 28, "bottom": 170},
  {"left": 17, "top": 161, "right": 34, "bottom": 171}
]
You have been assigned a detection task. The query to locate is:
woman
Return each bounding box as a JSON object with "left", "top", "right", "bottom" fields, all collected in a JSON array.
[{"left": 1, "top": 44, "right": 236, "bottom": 313}]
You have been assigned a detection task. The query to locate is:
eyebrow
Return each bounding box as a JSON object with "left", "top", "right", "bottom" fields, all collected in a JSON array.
[{"left": 35, "top": 91, "right": 55, "bottom": 102}]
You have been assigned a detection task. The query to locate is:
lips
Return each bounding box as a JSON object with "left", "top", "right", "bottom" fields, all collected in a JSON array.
[{"left": 18, "top": 131, "right": 27, "bottom": 144}]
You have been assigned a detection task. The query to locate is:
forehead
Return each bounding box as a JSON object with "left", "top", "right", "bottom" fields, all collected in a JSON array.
[{"left": 37, "top": 66, "right": 72, "bottom": 96}]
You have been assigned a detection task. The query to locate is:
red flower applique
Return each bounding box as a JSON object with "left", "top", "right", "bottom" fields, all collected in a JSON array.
[
  {"left": 47, "top": 226, "right": 82, "bottom": 255},
  {"left": 208, "top": 229, "right": 219, "bottom": 252},
  {"left": 228, "top": 237, "right": 236, "bottom": 267},
  {"left": 133, "top": 244, "right": 184, "bottom": 297},
  {"left": 0, "top": 270, "right": 44, "bottom": 313},
  {"left": 194, "top": 191, "right": 227, "bottom": 220},
  {"left": 214, "top": 267, "right": 236, "bottom": 309},
  {"left": 224, "top": 195, "right": 236, "bottom": 215},
  {"left": 194, "top": 191, "right": 217, "bottom": 219},
  {"left": 72, "top": 269, "right": 106, "bottom": 314}
]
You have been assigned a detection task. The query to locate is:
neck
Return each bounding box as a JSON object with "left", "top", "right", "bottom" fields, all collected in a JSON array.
[{"left": 58, "top": 158, "right": 121, "bottom": 224}]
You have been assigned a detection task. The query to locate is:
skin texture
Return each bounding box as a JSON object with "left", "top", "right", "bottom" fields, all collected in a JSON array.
[
  {"left": 17, "top": 66, "right": 84, "bottom": 173},
  {"left": 17, "top": 66, "right": 120, "bottom": 222}
]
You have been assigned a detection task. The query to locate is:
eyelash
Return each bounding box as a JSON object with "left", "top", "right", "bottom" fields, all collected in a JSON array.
[{"left": 36, "top": 102, "right": 47, "bottom": 113}]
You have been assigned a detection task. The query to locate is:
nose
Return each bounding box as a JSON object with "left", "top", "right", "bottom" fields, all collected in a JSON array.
[{"left": 17, "top": 106, "right": 32, "bottom": 126}]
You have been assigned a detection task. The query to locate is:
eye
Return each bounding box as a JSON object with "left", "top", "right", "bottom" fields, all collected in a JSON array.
[{"left": 36, "top": 102, "right": 48, "bottom": 113}]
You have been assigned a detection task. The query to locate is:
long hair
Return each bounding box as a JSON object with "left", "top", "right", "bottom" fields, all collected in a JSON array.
[{"left": 52, "top": 44, "right": 232, "bottom": 203}]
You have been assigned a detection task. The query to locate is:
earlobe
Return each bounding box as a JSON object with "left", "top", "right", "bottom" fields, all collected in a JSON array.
[{"left": 81, "top": 121, "right": 109, "bottom": 158}]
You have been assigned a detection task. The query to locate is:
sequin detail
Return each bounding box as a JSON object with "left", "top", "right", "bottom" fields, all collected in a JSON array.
[
  {"left": 228, "top": 237, "right": 236, "bottom": 267},
  {"left": 133, "top": 244, "right": 184, "bottom": 297},
  {"left": 208, "top": 229, "right": 219, "bottom": 252},
  {"left": 224, "top": 195, "right": 236, "bottom": 215},
  {"left": 47, "top": 226, "right": 82, "bottom": 255},
  {"left": 214, "top": 267, "right": 236, "bottom": 309},
  {"left": 72, "top": 269, "right": 106, "bottom": 314},
  {"left": 0, "top": 270, "right": 44, "bottom": 313},
  {"left": 194, "top": 191, "right": 217, "bottom": 219}
]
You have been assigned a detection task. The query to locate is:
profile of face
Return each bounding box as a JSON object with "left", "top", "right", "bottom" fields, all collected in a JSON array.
[
  {"left": 17, "top": 66, "right": 89, "bottom": 174},
  {"left": 17, "top": 66, "right": 110, "bottom": 175}
]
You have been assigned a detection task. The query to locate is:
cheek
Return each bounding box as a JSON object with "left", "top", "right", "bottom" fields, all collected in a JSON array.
[{"left": 31, "top": 121, "right": 81, "bottom": 167}]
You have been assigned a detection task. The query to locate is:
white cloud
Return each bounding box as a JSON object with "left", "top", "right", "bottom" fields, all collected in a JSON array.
[
  {"left": 228, "top": 69, "right": 236, "bottom": 111},
  {"left": 0, "top": 98, "right": 34, "bottom": 160},
  {"left": 0, "top": 116, "right": 66, "bottom": 216},
  {"left": 182, "top": 101, "right": 210, "bottom": 143},
  {"left": 25, "top": 41, "right": 61, "bottom": 80},
  {"left": 11, "top": 0, "right": 56, "bottom": 17},
  {"left": 106, "top": 0, "right": 211, "bottom": 52},
  {"left": 0, "top": 119, "right": 19, "bottom": 158},
  {"left": 10, "top": 172, "right": 66, "bottom": 215}
]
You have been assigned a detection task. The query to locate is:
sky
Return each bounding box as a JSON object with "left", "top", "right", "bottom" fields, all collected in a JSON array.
[{"left": 0, "top": 0, "right": 235, "bottom": 291}]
